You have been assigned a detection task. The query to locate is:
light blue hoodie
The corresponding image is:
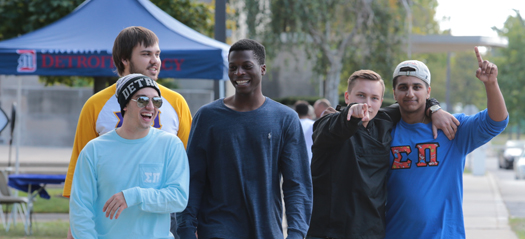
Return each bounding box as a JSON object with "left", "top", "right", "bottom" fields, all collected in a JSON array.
[{"left": 70, "top": 128, "right": 189, "bottom": 239}]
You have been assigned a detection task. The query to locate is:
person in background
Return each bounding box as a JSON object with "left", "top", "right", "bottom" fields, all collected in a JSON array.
[
  {"left": 313, "top": 98, "right": 331, "bottom": 119},
  {"left": 295, "top": 100, "right": 315, "bottom": 164}
]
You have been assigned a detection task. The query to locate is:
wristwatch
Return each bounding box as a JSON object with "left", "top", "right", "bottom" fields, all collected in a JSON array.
[{"left": 429, "top": 105, "right": 442, "bottom": 115}]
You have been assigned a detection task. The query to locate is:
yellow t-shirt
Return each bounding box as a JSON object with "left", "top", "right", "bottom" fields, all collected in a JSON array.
[{"left": 63, "top": 83, "right": 192, "bottom": 197}]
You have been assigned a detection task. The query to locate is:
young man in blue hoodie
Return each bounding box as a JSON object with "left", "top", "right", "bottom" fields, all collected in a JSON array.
[{"left": 69, "top": 74, "right": 189, "bottom": 239}]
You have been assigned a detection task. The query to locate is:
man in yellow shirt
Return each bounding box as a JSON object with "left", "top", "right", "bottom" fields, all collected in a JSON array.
[{"left": 64, "top": 26, "right": 192, "bottom": 239}]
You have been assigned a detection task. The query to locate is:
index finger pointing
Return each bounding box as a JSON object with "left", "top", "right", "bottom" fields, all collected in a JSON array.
[{"left": 475, "top": 46, "right": 483, "bottom": 67}]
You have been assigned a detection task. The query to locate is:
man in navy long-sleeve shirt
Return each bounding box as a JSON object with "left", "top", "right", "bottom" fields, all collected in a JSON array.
[{"left": 177, "top": 39, "right": 313, "bottom": 238}]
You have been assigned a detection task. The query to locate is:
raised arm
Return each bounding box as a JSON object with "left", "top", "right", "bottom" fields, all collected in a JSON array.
[{"left": 474, "top": 46, "right": 508, "bottom": 121}]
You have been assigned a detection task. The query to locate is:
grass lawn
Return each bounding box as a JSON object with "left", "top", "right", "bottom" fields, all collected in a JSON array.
[
  {"left": 511, "top": 217, "right": 525, "bottom": 239},
  {"left": 2, "top": 188, "right": 69, "bottom": 214},
  {"left": 0, "top": 220, "right": 69, "bottom": 238},
  {"left": 1, "top": 188, "right": 69, "bottom": 238}
]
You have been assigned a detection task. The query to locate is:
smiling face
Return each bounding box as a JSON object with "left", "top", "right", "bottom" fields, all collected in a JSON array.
[
  {"left": 393, "top": 75, "right": 431, "bottom": 115},
  {"left": 124, "top": 43, "right": 161, "bottom": 80},
  {"left": 345, "top": 78, "right": 384, "bottom": 121},
  {"left": 123, "top": 87, "right": 160, "bottom": 131},
  {"left": 228, "top": 50, "right": 266, "bottom": 96}
]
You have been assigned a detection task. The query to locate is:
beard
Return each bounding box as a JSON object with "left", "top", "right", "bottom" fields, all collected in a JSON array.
[{"left": 129, "top": 60, "right": 158, "bottom": 80}]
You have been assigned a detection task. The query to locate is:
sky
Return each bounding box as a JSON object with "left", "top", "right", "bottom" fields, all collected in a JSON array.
[{"left": 435, "top": 0, "right": 525, "bottom": 37}]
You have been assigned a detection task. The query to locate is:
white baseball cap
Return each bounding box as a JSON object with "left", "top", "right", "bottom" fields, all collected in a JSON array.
[{"left": 393, "top": 60, "right": 431, "bottom": 86}]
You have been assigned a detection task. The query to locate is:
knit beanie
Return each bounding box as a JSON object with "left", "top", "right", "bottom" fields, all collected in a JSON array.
[{"left": 115, "top": 74, "right": 161, "bottom": 116}]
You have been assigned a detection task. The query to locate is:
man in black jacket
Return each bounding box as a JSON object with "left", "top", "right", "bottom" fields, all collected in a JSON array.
[{"left": 307, "top": 69, "right": 459, "bottom": 239}]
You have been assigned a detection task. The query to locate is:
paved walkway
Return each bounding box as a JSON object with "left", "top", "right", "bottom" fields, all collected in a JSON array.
[{"left": 463, "top": 172, "right": 518, "bottom": 239}]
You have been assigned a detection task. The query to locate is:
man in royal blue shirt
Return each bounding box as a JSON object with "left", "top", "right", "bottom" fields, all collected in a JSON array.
[{"left": 385, "top": 47, "right": 508, "bottom": 239}]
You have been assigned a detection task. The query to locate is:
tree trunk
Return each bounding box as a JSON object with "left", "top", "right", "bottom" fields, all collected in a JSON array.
[{"left": 324, "top": 59, "right": 343, "bottom": 107}]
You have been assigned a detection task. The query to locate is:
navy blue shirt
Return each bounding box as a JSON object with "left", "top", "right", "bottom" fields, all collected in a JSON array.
[{"left": 177, "top": 98, "right": 312, "bottom": 239}]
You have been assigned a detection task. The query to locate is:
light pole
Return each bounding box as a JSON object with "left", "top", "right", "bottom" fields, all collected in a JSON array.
[{"left": 214, "top": 0, "right": 227, "bottom": 99}]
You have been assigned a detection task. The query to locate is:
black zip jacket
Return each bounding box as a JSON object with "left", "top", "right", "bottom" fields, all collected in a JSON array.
[{"left": 307, "top": 104, "right": 400, "bottom": 239}]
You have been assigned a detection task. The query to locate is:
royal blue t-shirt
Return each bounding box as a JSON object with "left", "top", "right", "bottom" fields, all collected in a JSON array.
[{"left": 386, "top": 109, "right": 508, "bottom": 239}]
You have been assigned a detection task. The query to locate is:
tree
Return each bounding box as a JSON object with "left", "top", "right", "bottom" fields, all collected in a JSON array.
[
  {"left": 342, "top": 1, "right": 407, "bottom": 100},
  {"left": 0, "top": 0, "right": 84, "bottom": 41},
  {"left": 493, "top": 10, "right": 525, "bottom": 129},
  {"left": 240, "top": 0, "right": 434, "bottom": 106},
  {"left": 0, "top": 0, "right": 214, "bottom": 91},
  {"left": 241, "top": 0, "right": 389, "bottom": 106}
]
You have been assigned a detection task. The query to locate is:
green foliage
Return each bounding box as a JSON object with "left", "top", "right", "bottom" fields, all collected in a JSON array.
[
  {"left": 494, "top": 11, "right": 525, "bottom": 127},
  {"left": 408, "top": 50, "right": 487, "bottom": 112},
  {"left": 0, "top": 0, "right": 214, "bottom": 41},
  {"left": 39, "top": 76, "right": 93, "bottom": 87},
  {"left": 342, "top": 0, "right": 406, "bottom": 97},
  {"left": 450, "top": 51, "right": 486, "bottom": 110},
  {"left": 414, "top": 52, "right": 448, "bottom": 102},
  {"left": 410, "top": 0, "right": 440, "bottom": 35},
  {"left": 151, "top": 0, "right": 214, "bottom": 37},
  {"left": 240, "top": 0, "right": 443, "bottom": 105},
  {"left": 0, "top": 0, "right": 84, "bottom": 41},
  {"left": 241, "top": 0, "right": 409, "bottom": 106}
]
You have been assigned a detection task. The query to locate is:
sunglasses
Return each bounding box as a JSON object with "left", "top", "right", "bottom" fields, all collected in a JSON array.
[{"left": 130, "top": 96, "right": 163, "bottom": 108}]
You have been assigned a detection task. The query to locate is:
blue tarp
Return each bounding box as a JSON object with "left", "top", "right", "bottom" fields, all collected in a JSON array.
[{"left": 0, "top": 0, "right": 229, "bottom": 80}]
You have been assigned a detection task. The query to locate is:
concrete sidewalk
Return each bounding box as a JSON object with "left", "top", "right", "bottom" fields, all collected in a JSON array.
[{"left": 463, "top": 172, "right": 518, "bottom": 239}]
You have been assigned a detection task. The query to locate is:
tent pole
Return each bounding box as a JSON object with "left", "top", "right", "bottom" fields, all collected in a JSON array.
[
  {"left": 214, "top": 0, "right": 227, "bottom": 99},
  {"left": 15, "top": 78, "right": 21, "bottom": 175}
]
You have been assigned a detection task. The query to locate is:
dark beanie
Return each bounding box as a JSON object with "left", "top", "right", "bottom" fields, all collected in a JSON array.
[{"left": 115, "top": 74, "right": 161, "bottom": 116}]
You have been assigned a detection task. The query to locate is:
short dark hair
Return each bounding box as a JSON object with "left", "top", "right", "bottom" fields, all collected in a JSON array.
[
  {"left": 228, "top": 39, "right": 266, "bottom": 65},
  {"left": 112, "top": 26, "right": 159, "bottom": 76},
  {"left": 294, "top": 102, "right": 310, "bottom": 117}
]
